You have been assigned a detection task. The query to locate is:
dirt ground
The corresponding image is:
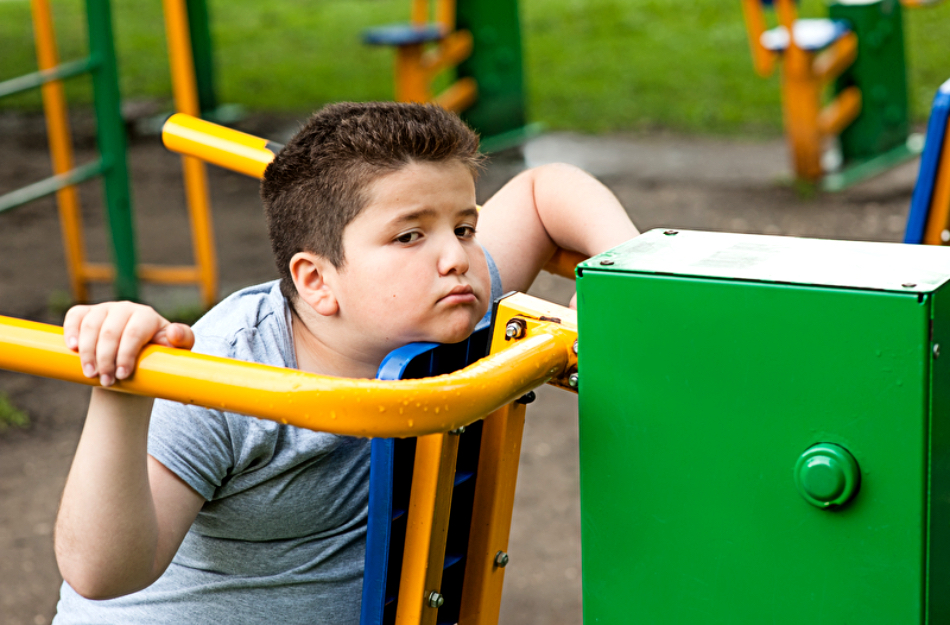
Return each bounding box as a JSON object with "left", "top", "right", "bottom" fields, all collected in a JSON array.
[{"left": 0, "top": 110, "right": 920, "bottom": 625}]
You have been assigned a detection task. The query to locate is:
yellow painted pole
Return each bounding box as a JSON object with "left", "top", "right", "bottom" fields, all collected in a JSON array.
[
  {"left": 923, "top": 128, "right": 950, "bottom": 245},
  {"left": 395, "top": 431, "right": 460, "bottom": 625},
  {"left": 740, "top": 0, "right": 777, "bottom": 78},
  {"left": 162, "top": 0, "right": 218, "bottom": 308},
  {"left": 30, "top": 0, "right": 89, "bottom": 302},
  {"left": 0, "top": 312, "right": 575, "bottom": 438}
]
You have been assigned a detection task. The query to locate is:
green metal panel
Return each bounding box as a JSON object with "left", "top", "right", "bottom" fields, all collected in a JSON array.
[
  {"left": 456, "top": 0, "right": 527, "bottom": 144},
  {"left": 186, "top": 0, "right": 218, "bottom": 118},
  {"left": 86, "top": 0, "right": 139, "bottom": 301},
  {"left": 829, "top": 0, "right": 910, "bottom": 163},
  {"left": 929, "top": 285, "right": 950, "bottom": 620},
  {"left": 576, "top": 229, "right": 949, "bottom": 623}
]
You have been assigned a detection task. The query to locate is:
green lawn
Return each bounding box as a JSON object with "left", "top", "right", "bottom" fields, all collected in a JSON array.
[{"left": 1, "top": 0, "right": 948, "bottom": 135}]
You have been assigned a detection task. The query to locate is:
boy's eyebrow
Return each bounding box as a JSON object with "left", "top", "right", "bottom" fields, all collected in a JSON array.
[{"left": 389, "top": 206, "right": 478, "bottom": 226}]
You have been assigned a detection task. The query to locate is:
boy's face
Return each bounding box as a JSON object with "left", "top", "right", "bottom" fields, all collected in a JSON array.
[{"left": 330, "top": 160, "right": 490, "bottom": 352}]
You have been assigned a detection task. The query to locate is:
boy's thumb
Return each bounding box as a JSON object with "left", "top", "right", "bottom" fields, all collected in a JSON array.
[{"left": 165, "top": 323, "right": 196, "bottom": 350}]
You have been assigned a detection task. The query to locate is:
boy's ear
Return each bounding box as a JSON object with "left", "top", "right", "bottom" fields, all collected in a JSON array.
[{"left": 289, "top": 252, "right": 339, "bottom": 317}]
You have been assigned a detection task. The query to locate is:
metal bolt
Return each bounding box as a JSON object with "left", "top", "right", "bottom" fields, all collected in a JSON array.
[
  {"left": 599, "top": 259, "right": 615, "bottom": 266},
  {"left": 494, "top": 551, "right": 510, "bottom": 568},
  {"left": 902, "top": 283, "right": 917, "bottom": 288},
  {"left": 515, "top": 391, "right": 536, "bottom": 405},
  {"left": 663, "top": 229, "right": 679, "bottom": 236},
  {"left": 942, "top": 229, "right": 950, "bottom": 243},
  {"left": 428, "top": 592, "right": 444, "bottom": 608},
  {"left": 505, "top": 318, "right": 526, "bottom": 340},
  {"left": 572, "top": 340, "right": 579, "bottom": 355},
  {"left": 935, "top": 344, "right": 941, "bottom": 358},
  {"left": 568, "top": 372, "right": 579, "bottom": 388},
  {"left": 451, "top": 426, "right": 466, "bottom": 435}
]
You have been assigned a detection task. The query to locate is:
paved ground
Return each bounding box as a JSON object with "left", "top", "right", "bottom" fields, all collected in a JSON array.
[{"left": 0, "top": 112, "right": 920, "bottom": 624}]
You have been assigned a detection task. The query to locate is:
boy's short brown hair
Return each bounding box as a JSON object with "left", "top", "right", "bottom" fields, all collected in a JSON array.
[{"left": 261, "top": 101, "right": 483, "bottom": 301}]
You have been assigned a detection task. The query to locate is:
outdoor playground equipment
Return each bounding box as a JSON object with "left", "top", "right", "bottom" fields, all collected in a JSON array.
[
  {"left": 905, "top": 77, "right": 950, "bottom": 245},
  {"left": 5, "top": 102, "right": 950, "bottom": 622},
  {"left": 741, "top": 0, "right": 929, "bottom": 189},
  {"left": 363, "top": 0, "right": 533, "bottom": 152}
]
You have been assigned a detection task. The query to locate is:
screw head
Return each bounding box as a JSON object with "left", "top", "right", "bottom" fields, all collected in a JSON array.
[
  {"left": 568, "top": 372, "right": 579, "bottom": 388},
  {"left": 451, "top": 426, "right": 467, "bottom": 435},
  {"left": 935, "top": 344, "right": 941, "bottom": 358},
  {"left": 494, "top": 551, "right": 510, "bottom": 567},
  {"left": 572, "top": 340, "right": 579, "bottom": 355},
  {"left": 663, "top": 229, "right": 679, "bottom": 236},
  {"left": 515, "top": 391, "right": 536, "bottom": 405},
  {"left": 428, "top": 592, "right": 444, "bottom": 608},
  {"left": 599, "top": 259, "right": 615, "bottom": 266},
  {"left": 902, "top": 283, "right": 917, "bottom": 288}
]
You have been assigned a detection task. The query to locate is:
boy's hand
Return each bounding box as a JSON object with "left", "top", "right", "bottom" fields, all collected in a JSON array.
[{"left": 63, "top": 302, "right": 195, "bottom": 387}]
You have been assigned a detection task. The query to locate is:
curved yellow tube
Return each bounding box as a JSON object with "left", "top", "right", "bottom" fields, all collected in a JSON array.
[
  {"left": 162, "top": 113, "right": 280, "bottom": 179},
  {"left": 0, "top": 315, "right": 573, "bottom": 438}
]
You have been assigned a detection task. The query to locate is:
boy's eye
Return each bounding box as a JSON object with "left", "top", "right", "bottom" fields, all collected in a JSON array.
[
  {"left": 396, "top": 231, "right": 421, "bottom": 244},
  {"left": 455, "top": 225, "right": 476, "bottom": 239}
]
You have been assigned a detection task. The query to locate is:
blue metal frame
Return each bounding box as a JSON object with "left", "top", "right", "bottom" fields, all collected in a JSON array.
[{"left": 904, "top": 77, "right": 950, "bottom": 244}]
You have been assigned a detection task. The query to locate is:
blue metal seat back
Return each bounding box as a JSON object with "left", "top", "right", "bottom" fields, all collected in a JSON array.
[
  {"left": 361, "top": 328, "right": 490, "bottom": 625},
  {"left": 904, "top": 77, "right": 950, "bottom": 244}
]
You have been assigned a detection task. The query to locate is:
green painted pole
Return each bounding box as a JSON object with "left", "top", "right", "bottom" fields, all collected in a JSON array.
[
  {"left": 85, "top": 0, "right": 138, "bottom": 301},
  {"left": 185, "top": 0, "right": 218, "bottom": 118}
]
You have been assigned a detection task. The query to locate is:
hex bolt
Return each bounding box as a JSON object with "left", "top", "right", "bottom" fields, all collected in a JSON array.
[
  {"left": 935, "top": 344, "right": 941, "bottom": 359},
  {"left": 451, "top": 426, "right": 467, "bottom": 435},
  {"left": 515, "top": 391, "right": 536, "bottom": 405},
  {"left": 428, "top": 592, "right": 444, "bottom": 608},
  {"left": 568, "top": 372, "right": 579, "bottom": 388},
  {"left": 505, "top": 318, "right": 527, "bottom": 340},
  {"left": 494, "top": 551, "right": 510, "bottom": 568},
  {"left": 663, "top": 229, "right": 679, "bottom": 236}
]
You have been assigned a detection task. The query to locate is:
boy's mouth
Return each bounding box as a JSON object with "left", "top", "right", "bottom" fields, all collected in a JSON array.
[{"left": 438, "top": 284, "right": 477, "bottom": 305}]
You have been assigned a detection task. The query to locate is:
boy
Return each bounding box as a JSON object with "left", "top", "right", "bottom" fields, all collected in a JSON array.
[{"left": 53, "top": 102, "right": 638, "bottom": 623}]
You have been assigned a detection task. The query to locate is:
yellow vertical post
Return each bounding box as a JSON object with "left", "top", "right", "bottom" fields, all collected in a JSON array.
[
  {"left": 395, "top": 432, "right": 461, "bottom": 625},
  {"left": 923, "top": 129, "right": 950, "bottom": 245},
  {"left": 31, "top": 0, "right": 89, "bottom": 302},
  {"left": 162, "top": 0, "right": 218, "bottom": 308},
  {"left": 457, "top": 402, "right": 527, "bottom": 625}
]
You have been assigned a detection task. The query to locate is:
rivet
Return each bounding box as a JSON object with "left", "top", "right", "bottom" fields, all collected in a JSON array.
[
  {"left": 902, "top": 283, "right": 917, "bottom": 288},
  {"left": 515, "top": 391, "right": 536, "bottom": 405},
  {"left": 663, "top": 229, "right": 679, "bottom": 235},
  {"left": 451, "top": 426, "right": 466, "bottom": 435},
  {"left": 942, "top": 229, "right": 950, "bottom": 243},
  {"left": 599, "top": 259, "right": 615, "bottom": 266},
  {"left": 428, "top": 592, "right": 444, "bottom": 608},
  {"left": 568, "top": 372, "right": 579, "bottom": 388},
  {"left": 494, "top": 551, "right": 510, "bottom": 567},
  {"left": 935, "top": 344, "right": 941, "bottom": 358},
  {"left": 505, "top": 318, "right": 526, "bottom": 340},
  {"left": 572, "top": 340, "right": 579, "bottom": 355}
]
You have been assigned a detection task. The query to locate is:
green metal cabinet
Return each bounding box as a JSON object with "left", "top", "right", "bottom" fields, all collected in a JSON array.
[{"left": 576, "top": 229, "right": 950, "bottom": 623}]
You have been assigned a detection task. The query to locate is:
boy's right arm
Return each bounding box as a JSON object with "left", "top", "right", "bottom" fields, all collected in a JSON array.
[{"left": 55, "top": 303, "right": 205, "bottom": 600}]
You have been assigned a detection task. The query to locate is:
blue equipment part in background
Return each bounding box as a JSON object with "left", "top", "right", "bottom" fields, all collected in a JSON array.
[{"left": 905, "top": 78, "right": 950, "bottom": 244}]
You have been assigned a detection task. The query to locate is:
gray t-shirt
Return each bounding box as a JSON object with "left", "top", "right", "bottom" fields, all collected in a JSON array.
[{"left": 54, "top": 251, "right": 503, "bottom": 624}]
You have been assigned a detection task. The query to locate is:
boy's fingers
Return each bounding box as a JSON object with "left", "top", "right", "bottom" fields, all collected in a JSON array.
[
  {"left": 93, "top": 305, "right": 137, "bottom": 387},
  {"left": 76, "top": 306, "right": 110, "bottom": 379},
  {"left": 569, "top": 292, "right": 578, "bottom": 310},
  {"left": 63, "top": 305, "right": 91, "bottom": 351},
  {"left": 114, "top": 310, "right": 166, "bottom": 381},
  {"left": 166, "top": 323, "right": 195, "bottom": 350}
]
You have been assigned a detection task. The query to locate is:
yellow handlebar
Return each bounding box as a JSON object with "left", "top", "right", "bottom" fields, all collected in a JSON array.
[{"left": 0, "top": 307, "right": 575, "bottom": 437}]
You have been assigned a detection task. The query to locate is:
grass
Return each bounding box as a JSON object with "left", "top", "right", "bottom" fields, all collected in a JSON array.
[
  {"left": 0, "top": 392, "right": 29, "bottom": 432},
  {"left": 1, "top": 0, "right": 949, "bottom": 135}
]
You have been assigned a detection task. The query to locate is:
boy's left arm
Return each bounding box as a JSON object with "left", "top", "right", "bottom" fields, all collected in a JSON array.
[{"left": 477, "top": 163, "right": 639, "bottom": 298}]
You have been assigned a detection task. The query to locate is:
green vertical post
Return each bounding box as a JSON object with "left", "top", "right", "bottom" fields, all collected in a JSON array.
[
  {"left": 829, "top": 0, "right": 910, "bottom": 162},
  {"left": 455, "top": 0, "right": 529, "bottom": 150},
  {"left": 186, "top": 0, "right": 218, "bottom": 118},
  {"left": 86, "top": 0, "right": 138, "bottom": 301}
]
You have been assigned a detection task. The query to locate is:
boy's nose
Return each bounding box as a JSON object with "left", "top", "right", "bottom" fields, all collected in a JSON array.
[{"left": 437, "top": 236, "right": 470, "bottom": 276}]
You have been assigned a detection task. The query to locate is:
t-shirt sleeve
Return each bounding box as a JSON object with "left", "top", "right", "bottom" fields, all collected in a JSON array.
[
  {"left": 147, "top": 334, "right": 236, "bottom": 501},
  {"left": 148, "top": 399, "right": 234, "bottom": 501}
]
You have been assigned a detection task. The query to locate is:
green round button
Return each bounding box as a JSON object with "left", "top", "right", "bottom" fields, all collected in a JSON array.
[{"left": 794, "top": 443, "right": 860, "bottom": 509}]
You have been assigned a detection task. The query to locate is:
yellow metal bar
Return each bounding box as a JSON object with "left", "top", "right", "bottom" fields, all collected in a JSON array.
[
  {"left": 82, "top": 262, "right": 202, "bottom": 283},
  {"left": 813, "top": 32, "right": 858, "bottom": 85},
  {"left": 542, "top": 248, "right": 586, "bottom": 280},
  {"left": 740, "top": 0, "right": 777, "bottom": 77},
  {"left": 818, "top": 86, "right": 861, "bottom": 137},
  {"left": 923, "top": 117, "right": 950, "bottom": 245},
  {"left": 162, "top": 114, "right": 279, "bottom": 179},
  {"left": 0, "top": 310, "right": 575, "bottom": 438},
  {"left": 31, "top": 0, "right": 89, "bottom": 303},
  {"left": 162, "top": 0, "right": 218, "bottom": 308},
  {"left": 434, "top": 77, "right": 477, "bottom": 114},
  {"left": 421, "top": 30, "right": 473, "bottom": 77},
  {"left": 395, "top": 432, "right": 460, "bottom": 625}
]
